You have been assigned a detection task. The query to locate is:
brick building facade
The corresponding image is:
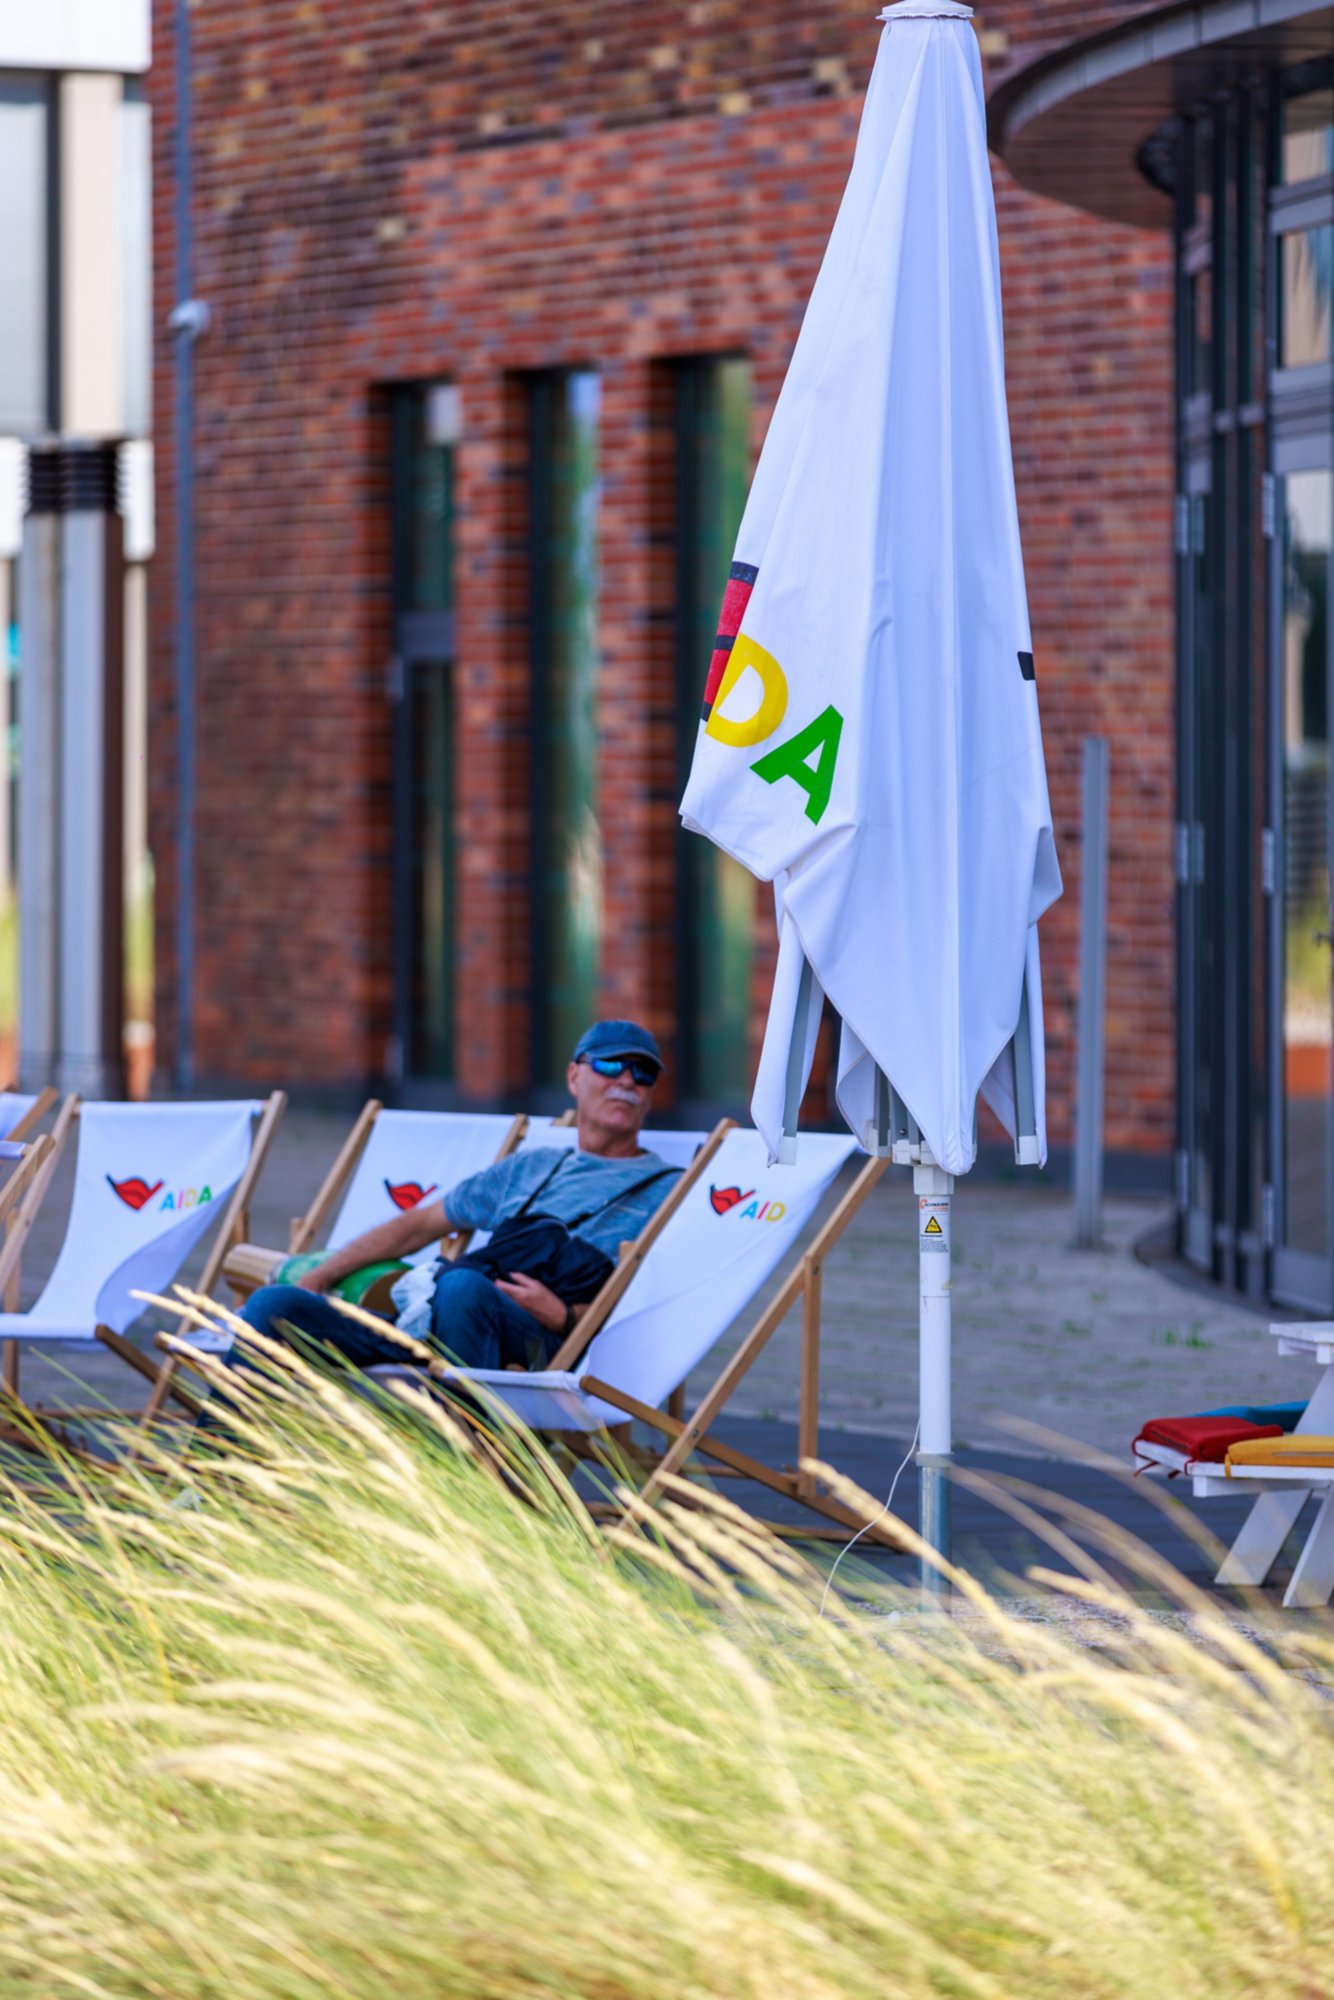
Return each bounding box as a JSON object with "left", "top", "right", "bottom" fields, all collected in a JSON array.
[{"left": 147, "top": 0, "right": 1177, "bottom": 1163}]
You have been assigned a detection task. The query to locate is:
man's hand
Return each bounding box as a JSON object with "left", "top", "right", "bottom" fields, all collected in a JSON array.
[{"left": 494, "top": 1271, "right": 569, "bottom": 1333}]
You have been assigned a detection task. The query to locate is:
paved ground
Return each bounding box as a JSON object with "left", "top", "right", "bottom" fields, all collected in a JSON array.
[
  {"left": 693, "top": 1167, "right": 1293, "bottom": 1462},
  {"left": 7, "top": 1106, "right": 1329, "bottom": 1601},
  {"left": 9, "top": 1107, "right": 1300, "bottom": 1465}
]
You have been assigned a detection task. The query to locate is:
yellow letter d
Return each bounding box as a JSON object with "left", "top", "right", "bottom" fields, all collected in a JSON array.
[{"left": 704, "top": 635, "right": 789, "bottom": 749}]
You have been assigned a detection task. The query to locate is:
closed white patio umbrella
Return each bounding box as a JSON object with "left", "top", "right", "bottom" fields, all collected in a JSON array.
[{"left": 681, "top": 0, "right": 1061, "bottom": 1586}]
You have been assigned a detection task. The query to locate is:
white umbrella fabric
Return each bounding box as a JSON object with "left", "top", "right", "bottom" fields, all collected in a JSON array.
[{"left": 680, "top": 0, "right": 1061, "bottom": 1583}]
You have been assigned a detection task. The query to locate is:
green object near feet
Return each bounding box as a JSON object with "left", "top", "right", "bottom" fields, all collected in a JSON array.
[{"left": 273, "top": 1254, "right": 410, "bottom": 1317}]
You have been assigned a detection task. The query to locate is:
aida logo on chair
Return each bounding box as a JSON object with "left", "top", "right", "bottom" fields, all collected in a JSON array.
[
  {"left": 385, "top": 1179, "right": 438, "bottom": 1212},
  {"left": 106, "top": 1175, "right": 214, "bottom": 1214},
  {"left": 709, "top": 1185, "right": 787, "bottom": 1223}
]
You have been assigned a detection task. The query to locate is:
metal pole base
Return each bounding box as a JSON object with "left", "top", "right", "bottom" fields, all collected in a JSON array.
[{"left": 917, "top": 1451, "right": 953, "bottom": 1602}]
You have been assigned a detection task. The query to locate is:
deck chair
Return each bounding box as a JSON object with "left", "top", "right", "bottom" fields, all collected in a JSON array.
[
  {"left": 222, "top": 1107, "right": 529, "bottom": 1304},
  {"left": 0, "top": 1089, "right": 64, "bottom": 1322},
  {"left": 0, "top": 1088, "right": 59, "bottom": 1141},
  {"left": 368, "top": 1126, "right": 893, "bottom": 1545},
  {"left": 0, "top": 1095, "right": 286, "bottom": 1425}
]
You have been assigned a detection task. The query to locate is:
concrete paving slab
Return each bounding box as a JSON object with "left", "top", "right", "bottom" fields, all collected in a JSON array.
[{"left": 687, "top": 1168, "right": 1293, "bottom": 1463}]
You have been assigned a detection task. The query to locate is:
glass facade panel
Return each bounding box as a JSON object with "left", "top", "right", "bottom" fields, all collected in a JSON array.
[
  {"left": 407, "top": 662, "right": 454, "bottom": 1079},
  {"left": 1190, "top": 263, "right": 1213, "bottom": 400},
  {"left": 1280, "top": 470, "right": 1333, "bottom": 1258},
  {"left": 531, "top": 371, "right": 603, "bottom": 1083},
  {"left": 1175, "top": 93, "right": 1290, "bottom": 1291},
  {"left": 0, "top": 79, "right": 48, "bottom": 438},
  {"left": 1171, "top": 65, "right": 1334, "bottom": 1304},
  {"left": 404, "top": 386, "right": 457, "bottom": 612},
  {"left": 676, "top": 356, "right": 753, "bottom": 1102},
  {"left": 1278, "top": 226, "right": 1334, "bottom": 371},
  {"left": 1187, "top": 486, "right": 1215, "bottom": 1226},
  {"left": 121, "top": 82, "right": 152, "bottom": 440},
  {"left": 1281, "top": 66, "right": 1333, "bottom": 183},
  {"left": 391, "top": 387, "right": 457, "bottom": 1081}
]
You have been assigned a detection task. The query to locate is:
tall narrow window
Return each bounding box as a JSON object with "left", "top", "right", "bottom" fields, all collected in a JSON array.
[
  {"left": 675, "top": 356, "right": 752, "bottom": 1102},
  {"left": 391, "top": 383, "right": 458, "bottom": 1082},
  {"left": 0, "top": 77, "right": 49, "bottom": 437},
  {"left": 530, "top": 371, "right": 602, "bottom": 1085}
]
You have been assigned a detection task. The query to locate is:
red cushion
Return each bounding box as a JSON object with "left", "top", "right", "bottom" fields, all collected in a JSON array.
[{"left": 1137, "top": 1416, "right": 1284, "bottom": 1463}]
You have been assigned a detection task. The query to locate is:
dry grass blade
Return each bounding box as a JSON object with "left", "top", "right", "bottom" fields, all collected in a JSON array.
[{"left": 0, "top": 1354, "right": 1325, "bottom": 1997}]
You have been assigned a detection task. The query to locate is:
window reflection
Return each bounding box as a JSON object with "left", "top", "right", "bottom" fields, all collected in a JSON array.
[
  {"left": 392, "top": 384, "right": 459, "bottom": 1080},
  {"left": 1191, "top": 264, "right": 1213, "bottom": 399},
  {"left": 1282, "top": 470, "right": 1333, "bottom": 1258},
  {"left": 0, "top": 80, "right": 48, "bottom": 436},
  {"left": 532, "top": 371, "right": 603, "bottom": 1083},
  {"left": 676, "top": 356, "right": 753, "bottom": 1101},
  {"left": 1281, "top": 72, "right": 1333, "bottom": 184},
  {"left": 1279, "top": 226, "right": 1334, "bottom": 370}
]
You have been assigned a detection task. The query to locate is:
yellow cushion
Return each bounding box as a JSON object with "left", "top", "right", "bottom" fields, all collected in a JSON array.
[{"left": 1225, "top": 1435, "right": 1334, "bottom": 1472}]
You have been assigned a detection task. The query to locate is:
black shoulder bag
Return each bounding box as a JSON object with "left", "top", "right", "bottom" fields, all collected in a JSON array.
[{"left": 446, "top": 1153, "right": 675, "bottom": 1309}]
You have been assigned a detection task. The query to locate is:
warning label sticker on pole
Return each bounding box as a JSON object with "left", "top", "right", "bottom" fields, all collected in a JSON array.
[{"left": 919, "top": 1197, "right": 950, "bottom": 1254}]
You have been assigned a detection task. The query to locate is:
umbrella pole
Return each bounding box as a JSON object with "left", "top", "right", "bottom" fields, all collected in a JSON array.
[{"left": 914, "top": 1156, "right": 954, "bottom": 1601}]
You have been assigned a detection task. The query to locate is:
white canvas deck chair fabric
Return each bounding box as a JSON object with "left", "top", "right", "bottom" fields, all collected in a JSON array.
[
  {"left": 323, "top": 1109, "right": 525, "bottom": 1265},
  {"left": 372, "top": 1128, "right": 893, "bottom": 1542},
  {"left": 223, "top": 1107, "right": 528, "bottom": 1303},
  {"left": 0, "top": 1088, "right": 58, "bottom": 1141},
  {"left": 0, "top": 1096, "right": 284, "bottom": 1416}
]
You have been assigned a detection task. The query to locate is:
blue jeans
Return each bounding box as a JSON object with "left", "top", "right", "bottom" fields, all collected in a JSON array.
[{"left": 232, "top": 1267, "right": 560, "bottom": 1375}]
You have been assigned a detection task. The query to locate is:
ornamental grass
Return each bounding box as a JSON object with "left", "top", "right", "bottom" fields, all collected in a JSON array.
[{"left": 0, "top": 1319, "right": 1330, "bottom": 1998}]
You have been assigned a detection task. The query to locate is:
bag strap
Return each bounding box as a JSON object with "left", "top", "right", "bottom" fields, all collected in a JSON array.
[
  {"left": 514, "top": 1150, "right": 677, "bottom": 1229},
  {"left": 566, "top": 1162, "right": 677, "bottom": 1229},
  {"left": 512, "top": 1152, "right": 575, "bottom": 1221}
]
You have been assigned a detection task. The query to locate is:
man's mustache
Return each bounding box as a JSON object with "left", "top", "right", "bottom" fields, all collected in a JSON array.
[{"left": 607, "top": 1087, "right": 642, "bottom": 1105}]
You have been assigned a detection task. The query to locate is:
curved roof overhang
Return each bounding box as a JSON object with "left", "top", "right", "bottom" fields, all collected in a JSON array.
[{"left": 988, "top": 0, "right": 1333, "bottom": 229}]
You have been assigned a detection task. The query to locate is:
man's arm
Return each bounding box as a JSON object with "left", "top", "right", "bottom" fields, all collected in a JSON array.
[{"left": 296, "top": 1199, "right": 452, "bottom": 1292}]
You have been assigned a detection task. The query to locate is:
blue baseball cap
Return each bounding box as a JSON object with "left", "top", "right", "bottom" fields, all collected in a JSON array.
[{"left": 571, "top": 1019, "right": 664, "bottom": 1075}]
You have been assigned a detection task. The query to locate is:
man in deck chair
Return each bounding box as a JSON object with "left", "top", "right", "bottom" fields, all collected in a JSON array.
[{"left": 222, "top": 1022, "right": 680, "bottom": 1388}]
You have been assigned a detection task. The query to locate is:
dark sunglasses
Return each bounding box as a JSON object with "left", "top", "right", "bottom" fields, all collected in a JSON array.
[{"left": 582, "top": 1054, "right": 661, "bottom": 1087}]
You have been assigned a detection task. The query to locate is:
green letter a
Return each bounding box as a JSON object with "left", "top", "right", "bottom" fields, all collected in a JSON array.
[{"left": 750, "top": 705, "right": 844, "bottom": 824}]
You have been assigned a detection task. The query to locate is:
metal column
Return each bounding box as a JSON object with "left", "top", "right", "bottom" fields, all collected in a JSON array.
[
  {"left": 18, "top": 443, "right": 125, "bottom": 1097},
  {"left": 17, "top": 455, "right": 60, "bottom": 1090},
  {"left": 56, "top": 446, "right": 124, "bottom": 1096}
]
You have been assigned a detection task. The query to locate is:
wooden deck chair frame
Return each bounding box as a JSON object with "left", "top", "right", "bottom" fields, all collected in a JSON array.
[
  {"left": 2, "top": 1087, "right": 60, "bottom": 1145},
  {"left": 222, "top": 1105, "right": 534, "bottom": 1303},
  {"left": 0, "top": 1088, "right": 66, "bottom": 1321},
  {"left": 161, "top": 1121, "right": 898, "bottom": 1551},
  {"left": 572, "top": 1154, "right": 895, "bottom": 1547},
  {"left": 22, "top": 1090, "right": 292, "bottom": 1425},
  {"left": 0, "top": 1094, "right": 80, "bottom": 1391},
  {"left": 157, "top": 1118, "right": 735, "bottom": 1421},
  {"left": 372, "top": 1124, "right": 897, "bottom": 1550}
]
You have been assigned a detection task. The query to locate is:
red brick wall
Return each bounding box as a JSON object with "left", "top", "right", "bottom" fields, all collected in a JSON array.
[{"left": 149, "top": 0, "right": 1175, "bottom": 1158}]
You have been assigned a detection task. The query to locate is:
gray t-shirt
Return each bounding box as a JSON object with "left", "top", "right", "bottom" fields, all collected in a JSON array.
[{"left": 444, "top": 1146, "right": 680, "bottom": 1260}]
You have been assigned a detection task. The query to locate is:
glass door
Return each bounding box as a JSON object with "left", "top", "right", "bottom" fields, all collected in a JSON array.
[
  {"left": 1269, "top": 63, "right": 1333, "bottom": 1306},
  {"left": 1273, "top": 460, "right": 1334, "bottom": 1304}
]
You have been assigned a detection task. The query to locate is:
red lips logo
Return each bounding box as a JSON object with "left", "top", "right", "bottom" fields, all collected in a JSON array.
[
  {"left": 107, "top": 1175, "right": 163, "bottom": 1212},
  {"left": 385, "top": 1179, "right": 437, "bottom": 1212},
  {"left": 709, "top": 1185, "right": 755, "bottom": 1216}
]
